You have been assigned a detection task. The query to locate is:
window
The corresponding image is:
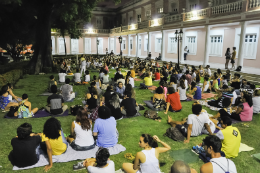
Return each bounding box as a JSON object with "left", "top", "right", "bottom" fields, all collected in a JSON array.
[
  {"left": 190, "top": 4, "right": 197, "bottom": 10},
  {"left": 171, "top": 3, "right": 178, "bottom": 13},
  {"left": 137, "top": 15, "right": 141, "bottom": 22},
  {"left": 243, "top": 34, "right": 257, "bottom": 58},
  {"left": 96, "top": 19, "right": 102, "bottom": 29},
  {"left": 130, "top": 39, "right": 133, "bottom": 50},
  {"left": 157, "top": 8, "right": 163, "bottom": 14},
  {"left": 51, "top": 36, "right": 55, "bottom": 54},
  {"left": 71, "top": 39, "right": 79, "bottom": 54},
  {"left": 144, "top": 38, "right": 148, "bottom": 51},
  {"left": 139, "top": 39, "right": 141, "bottom": 49},
  {"left": 168, "top": 37, "right": 177, "bottom": 53},
  {"left": 210, "top": 36, "right": 223, "bottom": 56},
  {"left": 84, "top": 38, "right": 91, "bottom": 54},
  {"left": 98, "top": 38, "right": 103, "bottom": 54},
  {"left": 58, "top": 38, "right": 65, "bottom": 54},
  {"left": 155, "top": 38, "right": 162, "bottom": 53},
  {"left": 187, "top": 37, "right": 196, "bottom": 54},
  {"left": 110, "top": 38, "right": 114, "bottom": 52},
  {"left": 122, "top": 40, "right": 126, "bottom": 50},
  {"left": 146, "top": 10, "right": 151, "bottom": 17},
  {"left": 129, "top": 17, "right": 133, "bottom": 24}
]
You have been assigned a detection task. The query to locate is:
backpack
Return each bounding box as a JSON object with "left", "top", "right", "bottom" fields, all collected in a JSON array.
[
  {"left": 163, "top": 127, "right": 185, "bottom": 142},
  {"left": 70, "top": 105, "right": 82, "bottom": 116},
  {"left": 143, "top": 110, "right": 161, "bottom": 119},
  {"left": 235, "top": 66, "right": 242, "bottom": 72}
]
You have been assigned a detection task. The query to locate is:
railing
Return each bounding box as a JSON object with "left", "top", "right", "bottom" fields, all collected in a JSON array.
[
  {"left": 128, "top": 24, "right": 138, "bottom": 30},
  {"left": 114, "top": 27, "right": 122, "bottom": 33},
  {"left": 249, "top": 0, "right": 260, "bottom": 9},
  {"left": 78, "top": 29, "right": 110, "bottom": 34},
  {"left": 211, "top": 1, "right": 243, "bottom": 15},
  {"left": 149, "top": 18, "right": 164, "bottom": 27},
  {"left": 138, "top": 21, "right": 149, "bottom": 29},
  {"left": 121, "top": 25, "right": 128, "bottom": 32},
  {"left": 185, "top": 8, "right": 208, "bottom": 21},
  {"left": 164, "top": 14, "right": 182, "bottom": 23}
]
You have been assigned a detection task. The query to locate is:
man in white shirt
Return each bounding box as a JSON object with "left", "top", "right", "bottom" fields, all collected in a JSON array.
[
  {"left": 80, "top": 58, "right": 86, "bottom": 75},
  {"left": 58, "top": 73, "right": 67, "bottom": 83},
  {"left": 200, "top": 135, "right": 237, "bottom": 173},
  {"left": 167, "top": 104, "right": 213, "bottom": 144},
  {"left": 60, "top": 78, "right": 75, "bottom": 101},
  {"left": 205, "top": 65, "right": 211, "bottom": 76},
  {"left": 74, "top": 69, "right": 81, "bottom": 83}
]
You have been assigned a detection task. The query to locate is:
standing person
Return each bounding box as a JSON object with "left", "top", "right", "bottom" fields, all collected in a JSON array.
[
  {"left": 225, "top": 48, "right": 231, "bottom": 69},
  {"left": 231, "top": 47, "right": 237, "bottom": 70},
  {"left": 184, "top": 46, "right": 189, "bottom": 60},
  {"left": 80, "top": 57, "right": 86, "bottom": 75},
  {"left": 200, "top": 135, "right": 237, "bottom": 173},
  {"left": 122, "top": 134, "right": 171, "bottom": 173}
]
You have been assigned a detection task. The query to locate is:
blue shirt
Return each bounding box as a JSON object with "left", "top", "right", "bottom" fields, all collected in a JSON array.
[
  {"left": 116, "top": 86, "right": 125, "bottom": 95},
  {"left": 93, "top": 117, "right": 118, "bottom": 148},
  {"left": 193, "top": 86, "right": 202, "bottom": 100}
]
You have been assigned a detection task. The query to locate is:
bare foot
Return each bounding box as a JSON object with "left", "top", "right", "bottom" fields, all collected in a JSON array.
[{"left": 167, "top": 115, "right": 172, "bottom": 124}]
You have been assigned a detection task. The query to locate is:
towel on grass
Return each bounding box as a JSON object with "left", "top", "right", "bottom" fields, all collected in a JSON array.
[
  {"left": 13, "top": 144, "right": 126, "bottom": 170},
  {"left": 252, "top": 153, "right": 260, "bottom": 161},
  {"left": 169, "top": 149, "right": 199, "bottom": 163},
  {"left": 134, "top": 78, "right": 142, "bottom": 81},
  {"left": 201, "top": 93, "right": 216, "bottom": 99},
  {"left": 38, "top": 92, "right": 53, "bottom": 96},
  {"left": 4, "top": 110, "right": 69, "bottom": 119},
  {"left": 148, "top": 86, "right": 157, "bottom": 90},
  {"left": 239, "top": 143, "right": 254, "bottom": 152}
]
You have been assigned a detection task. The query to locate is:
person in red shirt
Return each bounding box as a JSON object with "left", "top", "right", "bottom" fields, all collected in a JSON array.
[
  {"left": 164, "top": 87, "right": 182, "bottom": 114},
  {"left": 154, "top": 68, "right": 160, "bottom": 81}
]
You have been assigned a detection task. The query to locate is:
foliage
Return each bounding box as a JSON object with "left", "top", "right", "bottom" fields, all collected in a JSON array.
[
  {"left": 0, "top": 61, "right": 29, "bottom": 74},
  {"left": 0, "top": 69, "right": 23, "bottom": 87}
]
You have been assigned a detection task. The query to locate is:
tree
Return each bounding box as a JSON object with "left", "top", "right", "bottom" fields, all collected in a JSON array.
[{"left": 0, "top": 0, "right": 121, "bottom": 73}]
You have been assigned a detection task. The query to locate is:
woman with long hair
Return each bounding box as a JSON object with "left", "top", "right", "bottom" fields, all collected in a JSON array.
[
  {"left": 0, "top": 85, "right": 18, "bottom": 112},
  {"left": 122, "top": 134, "right": 171, "bottom": 173},
  {"left": 67, "top": 107, "right": 95, "bottom": 151},
  {"left": 187, "top": 82, "right": 201, "bottom": 100},
  {"left": 106, "top": 93, "right": 123, "bottom": 120},
  {"left": 211, "top": 73, "right": 219, "bottom": 92},
  {"left": 225, "top": 47, "right": 231, "bottom": 69},
  {"left": 125, "top": 84, "right": 136, "bottom": 99},
  {"left": 178, "top": 80, "right": 187, "bottom": 101},
  {"left": 146, "top": 87, "right": 166, "bottom": 110}
]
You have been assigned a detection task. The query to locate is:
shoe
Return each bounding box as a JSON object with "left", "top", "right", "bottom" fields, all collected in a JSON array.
[{"left": 73, "top": 161, "right": 85, "bottom": 171}]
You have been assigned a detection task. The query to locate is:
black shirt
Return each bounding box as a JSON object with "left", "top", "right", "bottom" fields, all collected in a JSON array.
[
  {"left": 121, "top": 98, "right": 137, "bottom": 117},
  {"left": 47, "top": 93, "right": 64, "bottom": 115},
  {"left": 231, "top": 82, "right": 241, "bottom": 90},
  {"left": 11, "top": 136, "right": 41, "bottom": 168},
  {"left": 103, "top": 91, "right": 113, "bottom": 105},
  {"left": 218, "top": 108, "right": 230, "bottom": 118},
  {"left": 107, "top": 102, "right": 123, "bottom": 120}
]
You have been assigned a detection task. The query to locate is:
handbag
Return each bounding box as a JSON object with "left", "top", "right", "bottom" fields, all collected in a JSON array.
[
  {"left": 143, "top": 110, "right": 161, "bottom": 119},
  {"left": 164, "top": 127, "right": 185, "bottom": 141}
]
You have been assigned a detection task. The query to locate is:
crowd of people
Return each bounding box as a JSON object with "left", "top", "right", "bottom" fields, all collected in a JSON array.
[{"left": 1, "top": 53, "right": 260, "bottom": 173}]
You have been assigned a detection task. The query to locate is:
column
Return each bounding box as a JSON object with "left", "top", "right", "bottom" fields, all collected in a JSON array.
[
  {"left": 108, "top": 37, "right": 110, "bottom": 53},
  {"left": 147, "top": 32, "right": 151, "bottom": 56},
  {"left": 203, "top": 25, "right": 211, "bottom": 67},
  {"left": 114, "top": 36, "right": 117, "bottom": 54},
  {"left": 161, "top": 30, "right": 166, "bottom": 61},
  {"left": 180, "top": 28, "right": 186, "bottom": 64},
  {"left": 128, "top": 35, "right": 131, "bottom": 56},
  {"left": 238, "top": 21, "right": 247, "bottom": 67},
  {"left": 96, "top": 36, "right": 98, "bottom": 55},
  {"left": 55, "top": 36, "right": 59, "bottom": 54},
  {"left": 136, "top": 34, "right": 139, "bottom": 57}
]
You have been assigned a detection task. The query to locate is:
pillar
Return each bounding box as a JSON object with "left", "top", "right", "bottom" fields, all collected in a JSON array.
[
  {"left": 148, "top": 32, "right": 151, "bottom": 56},
  {"left": 238, "top": 21, "right": 247, "bottom": 67},
  {"left": 180, "top": 28, "right": 186, "bottom": 64},
  {"left": 108, "top": 37, "right": 110, "bottom": 54},
  {"left": 161, "top": 30, "right": 166, "bottom": 61},
  {"left": 128, "top": 35, "right": 131, "bottom": 56},
  {"left": 136, "top": 34, "right": 139, "bottom": 57},
  {"left": 203, "top": 25, "right": 211, "bottom": 67},
  {"left": 55, "top": 36, "right": 59, "bottom": 54},
  {"left": 114, "top": 36, "right": 117, "bottom": 54}
]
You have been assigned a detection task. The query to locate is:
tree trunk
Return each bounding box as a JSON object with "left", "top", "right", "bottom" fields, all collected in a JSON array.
[{"left": 29, "top": 2, "right": 53, "bottom": 74}]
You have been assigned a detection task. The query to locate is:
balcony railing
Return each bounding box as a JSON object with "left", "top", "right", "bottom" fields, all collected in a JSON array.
[
  {"left": 149, "top": 18, "right": 164, "bottom": 27},
  {"left": 79, "top": 29, "right": 110, "bottom": 34},
  {"left": 164, "top": 14, "right": 182, "bottom": 23},
  {"left": 185, "top": 8, "right": 208, "bottom": 21},
  {"left": 122, "top": 25, "right": 128, "bottom": 32},
  {"left": 211, "top": 1, "right": 243, "bottom": 15},
  {"left": 138, "top": 21, "right": 149, "bottom": 29},
  {"left": 249, "top": 0, "right": 260, "bottom": 9}
]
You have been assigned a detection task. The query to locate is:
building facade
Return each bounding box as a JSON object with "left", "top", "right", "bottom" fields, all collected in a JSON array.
[{"left": 51, "top": 0, "right": 260, "bottom": 68}]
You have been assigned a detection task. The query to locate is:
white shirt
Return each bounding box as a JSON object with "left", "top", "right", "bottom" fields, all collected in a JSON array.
[
  {"left": 74, "top": 73, "right": 81, "bottom": 83},
  {"left": 85, "top": 75, "right": 90, "bottom": 82},
  {"left": 74, "top": 121, "right": 94, "bottom": 147},
  {"left": 210, "top": 157, "right": 237, "bottom": 173},
  {"left": 191, "top": 72, "right": 196, "bottom": 81},
  {"left": 202, "top": 119, "right": 216, "bottom": 134},
  {"left": 81, "top": 60, "right": 86, "bottom": 67},
  {"left": 253, "top": 96, "right": 260, "bottom": 113},
  {"left": 87, "top": 160, "right": 115, "bottom": 173},
  {"left": 187, "top": 112, "right": 210, "bottom": 136},
  {"left": 139, "top": 148, "right": 161, "bottom": 173},
  {"left": 184, "top": 79, "right": 188, "bottom": 90},
  {"left": 86, "top": 62, "right": 91, "bottom": 68},
  {"left": 58, "top": 73, "right": 67, "bottom": 83},
  {"left": 207, "top": 68, "right": 211, "bottom": 76},
  {"left": 129, "top": 77, "right": 135, "bottom": 88},
  {"left": 103, "top": 74, "right": 110, "bottom": 83},
  {"left": 178, "top": 87, "right": 187, "bottom": 101}
]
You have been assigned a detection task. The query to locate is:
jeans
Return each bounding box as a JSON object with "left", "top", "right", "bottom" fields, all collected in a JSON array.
[
  {"left": 184, "top": 53, "right": 187, "bottom": 60},
  {"left": 140, "top": 83, "right": 152, "bottom": 88},
  {"left": 70, "top": 141, "right": 96, "bottom": 151}
]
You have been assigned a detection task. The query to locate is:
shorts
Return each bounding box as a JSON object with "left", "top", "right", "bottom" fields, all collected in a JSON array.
[
  {"left": 169, "top": 106, "right": 182, "bottom": 112},
  {"left": 231, "top": 59, "right": 235, "bottom": 63},
  {"left": 176, "top": 122, "right": 188, "bottom": 136}
]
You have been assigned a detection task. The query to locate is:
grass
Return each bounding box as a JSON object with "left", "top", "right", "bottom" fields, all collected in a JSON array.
[{"left": 0, "top": 68, "right": 260, "bottom": 173}]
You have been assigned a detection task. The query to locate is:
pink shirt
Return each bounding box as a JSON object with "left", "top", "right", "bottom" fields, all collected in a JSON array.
[
  {"left": 105, "top": 66, "right": 109, "bottom": 72},
  {"left": 161, "top": 86, "right": 167, "bottom": 99},
  {"left": 240, "top": 102, "right": 253, "bottom": 121}
]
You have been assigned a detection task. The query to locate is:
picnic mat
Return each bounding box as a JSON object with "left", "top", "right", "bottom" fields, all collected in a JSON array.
[
  {"left": 201, "top": 93, "right": 216, "bottom": 99},
  {"left": 239, "top": 143, "right": 254, "bottom": 152},
  {"left": 134, "top": 78, "right": 142, "bottom": 81},
  {"left": 252, "top": 153, "right": 260, "bottom": 161},
  {"left": 13, "top": 144, "right": 126, "bottom": 170},
  {"left": 4, "top": 110, "right": 69, "bottom": 119},
  {"left": 148, "top": 86, "right": 157, "bottom": 90},
  {"left": 38, "top": 92, "right": 53, "bottom": 96},
  {"left": 169, "top": 149, "right": 199, "bottom": 163}
]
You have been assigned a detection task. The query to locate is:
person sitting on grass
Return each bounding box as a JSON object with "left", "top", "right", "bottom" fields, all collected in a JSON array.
[
  {"left": 85, "top": 70, "right": 90, "bottom": 82},
  {"left": 210, "top": 73, "right": 219, "bottom": 92},
  {"left": 9, "top": 123, "right": 42, "bottom": 168},
  {"left": 41, "top": 117, "right": 68, "bottom": 172},
  {"left": 93, "top": 106, "right": 118, "bottom": 148},
  {"left": 102, "top": 70, "right": 110, "bottom": 84},
  {"left": 140, "top": 73, "right": 153, "bottom": 89},
  {"left": 122, "top": 134, "right": 171, "bottom": 173},
  {"left": 170, "top": 160, "right": 197, "bottom": 173},
  {"left": 167, "top": 104, "right": 213, "bottom": 144},
  {"left": 45, "top": 85, "right": 68, "bottom": 115},
  {"left": 215, "top": 116, "right": 241, "bottom": 158},
  {"left": 60, "top": 78, "right": 75, "bottom": 102},
  {"left": 211, "top": 97, "right": 233, "bottom": 119},
  {"left": 106, "top": 93, "right": 123, "bottom": 120},
  {"left": 187, "top": 82, "right": 201, "bottom": 100},
  {"left": 121, "top": 91, "right": 139, "bottom": 117},
  {"left": 164, "top": 87, "right": 182, "bottom": 114},
  {"left": 253, "top": 89, "right": 260, "bottom": 114},
  {"left": 200, "top": 135, "right": 237, "bottom": 173},
  {"left": 116, "top": 81, "right": 125, "bottom": 99},
  {"left": 73, "top": 148, "right": 115, "bottom": 172},
  {"left": 230, "top": 91, "right": 253, "bottom": 121},
  {"left": 58, "top": 71, "right": 67, "bottom": 83},
  {"left": 146, "top": 87, "right": 166, "bottom": 110},
  {"left": 0, "top": 85, "right": 19, "bottom": 112},
  {"left": 66, "top": 107, "right": 95, "bottom": 151},
  {"left": 16, "top": 94, "right": 38, "bottom": 118},
  {"left": 154, "top": 68, "right": 161, "bottom": 81},
  {"left": 202, "top": 76, "right": 210, "bottom": 92},
  {"left": 48, "top": 75, "right": 57, "bottom": 92},
  {"left": 6, "top": 83, "right": 22, "bottom": 103},
  {"left": 73, "top": 68, "right": 81, "bottom": 83},
  {"left": 178, "top": 80, "right": 188, "bottom": 101}
]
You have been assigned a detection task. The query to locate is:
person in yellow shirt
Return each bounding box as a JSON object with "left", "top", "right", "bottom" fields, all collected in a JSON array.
[
  {"left": 231, "top": 47, "right": 237, "bottom": 69},
  {"left": 41, "top": 117, "right": 68, "bottom": 171},
  {"left": 140, "top": 73, "right": 153, "bottom": 89},
  {"left": 215, "top": 116, "right": 241, "bottom": 158},
  {"left": 130, "top": 68, "right": 136, "bottom": 78}
]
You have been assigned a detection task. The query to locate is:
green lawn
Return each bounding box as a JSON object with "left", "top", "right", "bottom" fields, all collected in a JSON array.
[{"left": 0, "top": 69, "right": 260, "bottom": 173}]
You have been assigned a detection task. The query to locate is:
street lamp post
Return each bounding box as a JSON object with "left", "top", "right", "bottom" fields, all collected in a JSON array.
[
  {"left": 175, "top": 29, "right": 183, "bottom": 65},
  {"left": 97, "top": 38, "right": 99, "bottom": 59},
  {"left": 118, "top": 36, "right": 122, "bottom": 66}
]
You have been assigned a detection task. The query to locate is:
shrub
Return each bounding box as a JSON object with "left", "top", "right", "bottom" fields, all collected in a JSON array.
[{"left": 0, "top": 69, "right": 23, "bottom": 88}]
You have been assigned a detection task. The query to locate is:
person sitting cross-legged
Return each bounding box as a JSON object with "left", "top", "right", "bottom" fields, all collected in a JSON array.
[
  {"left": 116, "top": 81, "right": 125, "bottom": 99},
  {"left": 73, "top": 68, "right": 81, "bottom": 83},
  {"left": 9, "top": 123, "right": 42, "bottom": 168},
  {"left": 164, "top": 87, "right": 182, "bottom": 114},
  {"left": 140, "top": 73, "right": 153, "bottom": 89},
  {"left": 122, "top": 134, "right": 171, "bottom": 173},
  {"left": 170, "top": 160, "right": 197, "bottom": 173},
  {"left": 167, "top": 104, "right": 213, "bottom": 144},
  {"left": 121, "top": 91, "right": 139, "bottom": 117},
  {"left": 200, "top": 135, "right": 238, "bottom": 173},
  {"left": 146, "top": 87, "right": 166, "bottom": 110},
  {"left": 45, "top": 85, "right": 68, "bottom": 115},
  {"left": 16, "top": 94, "right": 38, "bottom": 118},
  {"left": 66, "top": 107, "right": 95, "bottom": 151},
  {"left": 60, "top": 78, "right": 76, "bottom": 102},
  {"left": 215, "top": 116, "right": 241, "bottom": 158}
]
